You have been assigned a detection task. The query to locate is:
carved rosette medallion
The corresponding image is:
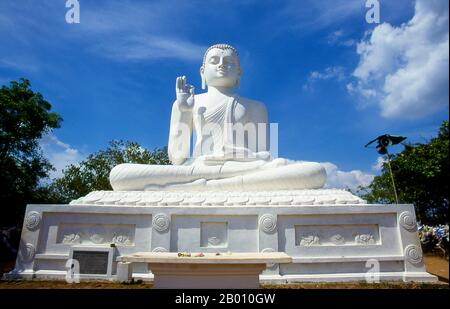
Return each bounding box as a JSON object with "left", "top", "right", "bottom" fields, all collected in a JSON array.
[
  {"left": 152, "top": 213, "right": 170, "bottom": 232},
  {"left": 25, "top": 211, "right": 42, "bottom": 231},
  {"left": 259, "top": 214, "right": 277, "bottom": 233},
  {"left": 399, "top": 211, "right": 417, "bottom": 231},
  {"left": 405, "top": 245, "right": 423, "bottom": 264}
]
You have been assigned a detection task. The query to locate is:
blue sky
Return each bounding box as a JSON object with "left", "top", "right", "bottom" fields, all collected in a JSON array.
[{"left": 0, "top": 0, "right": 448, "bottom": 190}]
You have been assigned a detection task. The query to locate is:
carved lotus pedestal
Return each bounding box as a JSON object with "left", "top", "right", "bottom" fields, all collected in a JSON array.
[{"left": 4, "top": 190, "right": 437, "bottom": 283}]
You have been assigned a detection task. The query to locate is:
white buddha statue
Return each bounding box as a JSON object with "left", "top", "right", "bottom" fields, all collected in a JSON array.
[{"left": 110, "top": 44, "right": 326, "bottom": 191}]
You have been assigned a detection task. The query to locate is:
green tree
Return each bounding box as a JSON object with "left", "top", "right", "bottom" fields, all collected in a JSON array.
[
  {"left": 359, "top": 121, "right": 449, "bottom": 224},
  {"left": 46, "top": 140, "right": 170, "bottom": 203},
  {"left": 0, "top": 79, "right": 62, "bottom": 226}
]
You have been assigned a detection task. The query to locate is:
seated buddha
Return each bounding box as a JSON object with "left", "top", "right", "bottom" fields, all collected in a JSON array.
[{"left": 109, "top": 44, "right": 326, "bottom": 191}]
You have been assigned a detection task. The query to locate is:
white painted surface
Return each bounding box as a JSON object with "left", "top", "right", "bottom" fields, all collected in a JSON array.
[
  {"left": 109, "top": 44, "right": 326, "bottom": 192},
  {"left": 4, "top": 201, "right": 437, "bottom": 283},
  {"left": 118, "top": 252, "right": 292, "bottom": 264},
  {"left": 150, "top": 263, "right": 266, "bottom": 289},
  {"left": 117, "top": 252, "right": 291, "bottom": 288},
  {"left": 117, "top": 262, "right": 132, "bottom": 282},
  {"left": 70, "top": 189, "right": 366, "bottom": 206}
]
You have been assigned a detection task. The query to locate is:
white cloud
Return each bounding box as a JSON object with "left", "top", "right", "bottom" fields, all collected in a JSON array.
[
  {"left": 0, "top": 0, "right": 206, "bottom": 64},
  {"left": 341, "top": 39, "right": 356, "bottom": 47},
  {"left": 39, "top": 133, "right": 84, "bottom": 179},
  {"left": 0, "top": 58, "right": 40, "bottom": 73},
  {"left": 74, "top": 1, "right": 207, "bottom": 62},
  {"left": 304, "top": 66, "right": 346, "bottom": 90},
  {"left": 371, "top": 156, "right": 386, "bottom": 172},
  {"left": 92, "top": 35, "right": 205, "bottom": 62},
  {"left": 327, "top": 30, "right": 344, "bottom": 44},
  {"left": 321, "top": 162, "right": 375, "bottom": 192},
  {"left": 327, "top": 30, "right": 356, "bottom": 47},
  {"left": 309, "top": 66, "right": 345, "bottom": 81},
  {"left": 349, "top": 0, "right": 449, "bottom": 119},
  {"left": 279, "top": 0, "right": 361, "bottom": 32},
  {"left": 346, "top": 82, "right": 376, "bottom": 98}
]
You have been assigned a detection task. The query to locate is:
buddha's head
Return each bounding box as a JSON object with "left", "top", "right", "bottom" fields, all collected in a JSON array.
[{"left": 200, "top": 44, "right": 241, "bottom": 90}]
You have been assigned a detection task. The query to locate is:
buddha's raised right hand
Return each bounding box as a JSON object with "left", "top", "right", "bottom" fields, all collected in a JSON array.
[{"left": 175, "top": 76, "right": 195, "bottom": 111}]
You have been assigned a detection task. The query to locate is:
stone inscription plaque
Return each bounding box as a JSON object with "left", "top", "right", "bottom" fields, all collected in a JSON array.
[{"left": 72, "top": 251, "right": 109, "bottom": 274}]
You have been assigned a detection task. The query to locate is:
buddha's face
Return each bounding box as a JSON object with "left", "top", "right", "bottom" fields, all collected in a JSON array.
[{"left": 201, "top": 48, "right": 241, "bottom": 89}]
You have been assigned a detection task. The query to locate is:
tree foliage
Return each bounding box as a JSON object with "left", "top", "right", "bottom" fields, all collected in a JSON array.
[
  {"left": 359, "top": 121, "right": 449, "bottom": 224},
  {"left": 47, "top": 140, "right": 170, "bottom": 203},
  {"left": 0, "top": 79, "right": 62, "bottom": 226}
]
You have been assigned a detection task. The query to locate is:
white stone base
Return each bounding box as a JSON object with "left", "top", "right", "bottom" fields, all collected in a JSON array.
[
  {"left": 4, "top": 190, "right": 437, "bottom": 284},
  {"left": 151, "top": 263, "right": 265, "bottom": 289},
  {"left": 117, "top": 252, "right": 291, "bottom": 288}
]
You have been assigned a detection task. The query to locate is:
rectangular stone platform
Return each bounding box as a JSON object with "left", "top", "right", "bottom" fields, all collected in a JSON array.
[
  {"left": 117, "top": 252, "right": 292, "bottom": 288},
  {"left": 4, "top": 192, "right": 437, "bottom": 283}
]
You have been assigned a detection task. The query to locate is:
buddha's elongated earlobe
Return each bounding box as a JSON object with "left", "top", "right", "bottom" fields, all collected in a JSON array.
[{"left": 200, "top": 66, "right": 206, "bottom": 90}]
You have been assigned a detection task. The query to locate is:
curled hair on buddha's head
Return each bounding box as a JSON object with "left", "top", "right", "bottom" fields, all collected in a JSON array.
[
  {"left": 202, "top": 44, "right": 240, "bottom": 67},
  {"left": 201, "top": 44, "right": 241, "bottom": 90}
]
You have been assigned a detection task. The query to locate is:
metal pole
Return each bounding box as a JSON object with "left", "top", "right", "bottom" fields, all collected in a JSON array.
[{"left": 385, "top": 150, "right": 399, "bottom": 204}]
